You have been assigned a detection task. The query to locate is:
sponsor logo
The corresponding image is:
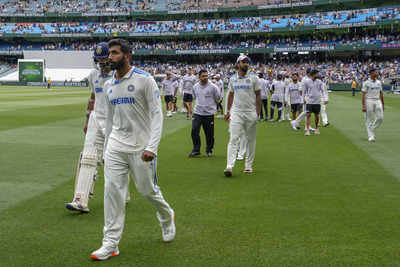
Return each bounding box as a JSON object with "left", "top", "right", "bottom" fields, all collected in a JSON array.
[
  {"left": 95, "top": 87, "right": 103, "bottom": 93},
  {"left": 110, "top": 97, "right": 135, "bottom": 105},
  {"left": 127, "top": 85, "right": 135, "bottom": 92}
]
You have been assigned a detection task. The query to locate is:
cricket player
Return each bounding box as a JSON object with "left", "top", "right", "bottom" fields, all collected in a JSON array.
[
  {"left": 214, "top": 74, "right": 225, "bottom": 117},
  {"left": 285, "top": 73, "right": 302, "bottom": 120},
  {"left": 269, "top": 74, "right": 285, "bottom": 122},
  {"left": 319, "top": 76, "right": 329, "bottom": 127},
  {"left": 224, "top": 54, "right": 261, "bottom": 177},
  {"left": 282, "top": 73, "right": 292, "bottom": 121},
  {"left": 181, "top": 68, "right": 196, "bottom": 119},
  {"left": 161, "top": 72, "right": 178, "bottom": 117},
  {"left": 258, "top": 72, "right": 269, "bottom": 121},
  {"left": 304, "top": 70, "right": 328, "bottom": 136},
  {"left": 91, "top": 39, "right": 175, "bottom": 261},
  {"left": 362, "top": 68, "right": 384, "bottom": 142},
  {"left": 65, "top": 42, "right": 112, "bottom": 213},
  {"left": 291, "top": 68, "right": 312, "bottom": 131}
]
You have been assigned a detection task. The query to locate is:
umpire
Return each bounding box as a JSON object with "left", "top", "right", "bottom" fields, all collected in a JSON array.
[{"left": 189, "top": 69, "right": 222, "bottom": 157}]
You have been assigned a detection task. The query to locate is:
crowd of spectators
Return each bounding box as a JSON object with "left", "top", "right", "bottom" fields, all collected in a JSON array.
[
  {"left": 0, "top": 0, "right": 316, "bottom": 14},
  {"left": 1, "top": 30, "right": 399, "bottom": 52},
  {"left": 132, "top": 58, "right": 400, "bottom": 84},
  {"left": 0, "top": 7, "right": 398, "bottom": 34}
]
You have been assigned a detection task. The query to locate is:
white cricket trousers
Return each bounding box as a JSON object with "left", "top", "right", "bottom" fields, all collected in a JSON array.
[
  {"left": 227, "top": 111, "right": 258, "bottom": 169},
  {"left": 365, "top": 99, "right": 383, "bottom": 138},
  {"left": 321, "top": 102, "right": 328, "bottom": 125},
  {"left": 102, "top": 147, "right": 174, "bottom": 248}
]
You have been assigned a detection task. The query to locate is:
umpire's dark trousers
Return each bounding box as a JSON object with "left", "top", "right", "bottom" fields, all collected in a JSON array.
[{"left": 191, "top": 114, "right": 214, "bottom": 153}]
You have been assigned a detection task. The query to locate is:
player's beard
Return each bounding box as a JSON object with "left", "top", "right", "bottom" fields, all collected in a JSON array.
[
  {"left": 240, "top": 65, "right": 248, "bottom": 73},
  {"left": 110, "top": 57, "right": 126, "bottom": 70}
]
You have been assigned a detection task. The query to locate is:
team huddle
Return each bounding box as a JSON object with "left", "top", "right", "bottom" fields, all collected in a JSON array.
[{"left": 65, "top": 40, "right": 385, "bottom": 261}]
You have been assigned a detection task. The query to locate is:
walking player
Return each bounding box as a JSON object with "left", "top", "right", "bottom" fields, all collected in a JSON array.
[
  {"left": 285, "top": 73, "right": 302, "bottom": 120},
  {"left": 362, "top": 68, "right": 384, "bottom": 142},
  {"left": 66, "top": 42, "right": 112, "bottom": 213},
  {"left": 304, "top": 70, "right": 328, "bottom": 136},
  {"left": 269, "top": 74, "right": 285, "bottom": 122},
  {"left": 189, "top": 70, "right": 222, "bottom": 157},
  {"left": 91, "top": 39, "right": 175, "bottom": 261},
  {"left": 182, "top": 68, "right": 196, "bottom": 119},
  {"left": 224, "top": 54, "right": 261, "bottom": 177}
]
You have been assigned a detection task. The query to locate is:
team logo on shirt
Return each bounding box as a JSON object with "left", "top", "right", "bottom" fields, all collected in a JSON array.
[
  {"left": 95, "top": 80, "right": 99, "bottom": 84},
  {"left": 128, "top": 85, "right": 135, "bottom": 92}
]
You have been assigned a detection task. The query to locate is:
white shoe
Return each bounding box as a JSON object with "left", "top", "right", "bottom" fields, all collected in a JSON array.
[
  {"left": 91, "top": 246, "right": 119, "bottom": 261},
  {"left": 236, "top": 155, "right": 244, "bottom": 160},
  {"left": 304, "top": 130, "right": 311, "bottom": 136},
  {"left": 161, "top": 211, "right": 176, "bottom": 243},
  {"left": 314, "top": 129, "right": 320, "bottom": 135},
  {"left": 368, "top": 136, "right": 375, "bottom": 142},
  {"left": 167, "top": 111, "right": 172, "bottom": 117},
  {"left": 243, "top": 167, "right": 253, "bottom": 173},
  {"left": 66, "top": 200, "right": 89, "bottom": 213},
  {"left": 290, "top": 120, "right": 298, "bottom": 131}
]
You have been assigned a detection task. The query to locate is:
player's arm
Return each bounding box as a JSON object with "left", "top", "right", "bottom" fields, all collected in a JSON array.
[
  {"left": 254, "top": 77, "right": 261, "bottom": 116},
  {"left": 224, "top": 80, "right": 234, "bottom": 122},
  {"left": 380, "top": 90, "right": 384, "bottom": 111},
  {"left": 142, "top": 77, "right": 163, "bottom": 162},
  {"left": 284, "top": 85, "right": 289, "bottom": 104},
  {"left": 84, "top": 92, "right": 95, "bottom": 134},
  {"left": 361, "top": 82, "right": 367, "bottom": 112},
  {"left": 103, "top": 85, "right": 114, "bottom": 156},
  {"left": 214, "top": 84, "right": 222, "bottom": 104}
]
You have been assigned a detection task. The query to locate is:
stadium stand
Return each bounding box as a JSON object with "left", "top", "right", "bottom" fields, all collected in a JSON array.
[{"left": 0, "top": 7, "right": 398, "bottom": 34}]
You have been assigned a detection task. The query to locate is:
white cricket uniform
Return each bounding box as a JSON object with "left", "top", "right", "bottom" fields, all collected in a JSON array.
[
  {"left": 215, "top": 80, "right": 224, "bottom": 96},
  {"left": 285, "top": 82, "right": 302, "bottom": 105},
  {"left": 182, "top": 74, "right": 196, "bottom": 96},
  {"left": 294, "top": 76, "right": 310, "bottom": 125},
  {"left": 226, "top": 73, "right": 260, "bottom": 170},
  {"left": 283, "top": 78, "right": 292, "bottom": 120},
  {"left": 362, "top": 78, "right": 383, "bottom": 138},
  {"left": 320, "top": 81, "right": 329, "bottom": 125},
  {"left": 73, "top": 69, "right": 111, "bottom": 207},
  {"left": 162, "top": 78, "right": 178, "bottom": 96},
  {"left": 271, "top": 80, "right": 285, "bottom": 103},
  {"left": 102, "top": 67, "right": 173, "bottom": 249}
]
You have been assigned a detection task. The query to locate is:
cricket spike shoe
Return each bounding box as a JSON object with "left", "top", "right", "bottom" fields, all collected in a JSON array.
[
  {"left": 91, "top": 246, "right": 119, "bottom": 261},
  {"left": 161, "top": 212, "right": 176, "bottom": 243},
  {"left": 243, "top": 167, "right": 253, "bottom": 174},
  {"left": 65, "top": 200, "right": 89, "bottom": 213}
]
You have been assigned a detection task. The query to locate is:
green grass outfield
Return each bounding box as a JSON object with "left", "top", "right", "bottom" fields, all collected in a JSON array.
[{"left": 1, "top": 86, "right": 400, "bottom": 266}]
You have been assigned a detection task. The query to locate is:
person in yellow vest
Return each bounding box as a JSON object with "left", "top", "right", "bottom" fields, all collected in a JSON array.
[
  {"left": 351, "top": 79, "right": 357, "bottom": 96},
  {"left": 47, "top": 78, "right": 51, "bottom": 89}
]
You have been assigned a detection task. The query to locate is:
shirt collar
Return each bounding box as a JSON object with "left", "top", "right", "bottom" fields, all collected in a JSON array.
[{"left": 112, "top": 67, "right": 134, "bottom": 85}]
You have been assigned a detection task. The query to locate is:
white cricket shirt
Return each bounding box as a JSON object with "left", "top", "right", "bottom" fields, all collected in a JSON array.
[
  {"left": 104, "top": 67, "right": 163, "bottom": 155},
  {"left": 87, "top": 69, "right": 112, "bottom": 127},
  {"left": 362, "top": 78, "right": 382, "bottom": 100},
  {"left": 228, "top": 72, "right": 260, "bottom": 113}
]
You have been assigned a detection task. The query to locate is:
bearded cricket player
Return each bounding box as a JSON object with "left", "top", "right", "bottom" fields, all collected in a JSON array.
[
  {"left": 362, "top": 68, "right": 384, "bottom": 142},
  {"left": 65, "top": 42, "right": 112, "bottom": 213},
  {"left": 91, "top": 39, "right": 175, "bottom": 261},
  {"left": 224, "top": 54, "right": 261, "bottom": 177}
]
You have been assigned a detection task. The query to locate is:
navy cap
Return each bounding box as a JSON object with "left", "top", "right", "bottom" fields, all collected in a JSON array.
[
  {"left": 93, "top": 42, "right": 109, "bottom": 60},
  {"left": 306, "top": 68, "right": 312, "bottom": 74}
]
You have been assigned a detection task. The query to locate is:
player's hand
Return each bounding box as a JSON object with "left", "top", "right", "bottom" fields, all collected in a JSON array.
[
  {"left": 83, "top": 123, "right": 88, "bottom": 134},
  {"left": 142, "top": 150, "right": 156, "bottom": 162},
  {"left": 362, "top": 106, "right": 366, "bottom": 112},
  {"left": 224, "top": 112, "right": 230, "bottom": 122}
]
